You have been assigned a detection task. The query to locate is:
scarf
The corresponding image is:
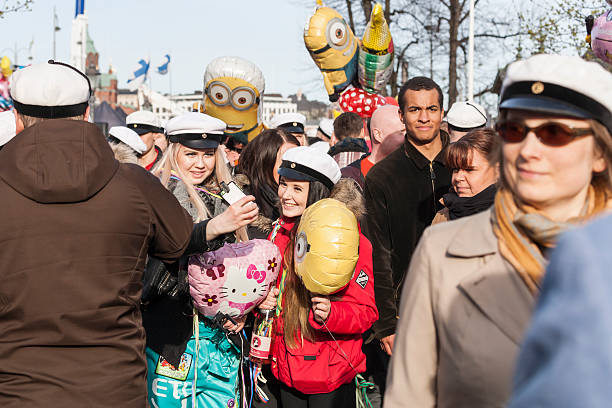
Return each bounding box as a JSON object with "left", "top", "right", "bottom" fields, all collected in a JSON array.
[
  {"left": 491, "top": 185, "right": 610, "bottom": 294},
  {"left": 443, "top": 184, "right": 497, "bottom": 220}
]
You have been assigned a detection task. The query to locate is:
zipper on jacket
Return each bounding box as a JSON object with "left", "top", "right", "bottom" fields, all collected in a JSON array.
[{"left": 429, "top": 161, "right": 437, "bottom": 214}]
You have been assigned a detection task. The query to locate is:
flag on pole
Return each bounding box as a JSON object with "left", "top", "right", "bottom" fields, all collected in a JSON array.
[
  {"left": 157, "top": 54, "right": 171, "bottom": 75},
  {"left": 127, "top": 59, "right": 150, "bottom": 91}
]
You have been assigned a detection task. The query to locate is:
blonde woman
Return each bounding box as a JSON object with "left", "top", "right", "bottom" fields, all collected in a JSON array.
[
  {"left": 143, "top": 112, "right": 258, "bottom": 408},
  {"left": 385, "top": 55, "right": 612, "bottom": 408}
]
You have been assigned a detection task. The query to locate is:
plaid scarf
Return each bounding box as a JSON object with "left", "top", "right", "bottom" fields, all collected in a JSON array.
[{"left": 491, "top": 186, "right": 610, "bottom": 294}]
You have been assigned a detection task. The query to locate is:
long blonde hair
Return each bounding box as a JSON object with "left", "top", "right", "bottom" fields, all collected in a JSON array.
[{"left": 152, "top": 143, "right": 248, "bottom": 241}]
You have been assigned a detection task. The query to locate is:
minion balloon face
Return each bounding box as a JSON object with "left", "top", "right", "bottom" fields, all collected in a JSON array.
[
  {"left": 294, "top": 198, "right": 359, "bottom": 295},
  {"left": 304, "top": 5, "right": 359, "bottom": 102},
  {"left": 203, "top": 56, "right": 265, "bottom": 143}
]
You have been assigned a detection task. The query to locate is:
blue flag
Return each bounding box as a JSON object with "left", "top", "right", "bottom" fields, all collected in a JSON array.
[
  {"left": 127, "top": 59, "right": 150, "bottom": 91},
  {"left": 157, "top": 54, "right": 171, "bottom": 75}
]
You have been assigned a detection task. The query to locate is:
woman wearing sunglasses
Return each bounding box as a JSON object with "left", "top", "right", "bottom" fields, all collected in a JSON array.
[{"left": 385, "top": 54, "right": 612, "bottom": 408}]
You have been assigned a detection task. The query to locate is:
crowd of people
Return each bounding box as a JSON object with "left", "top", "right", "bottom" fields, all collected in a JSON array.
[{"left": 1, "top": 51, "right": 612, "bottom": 408}]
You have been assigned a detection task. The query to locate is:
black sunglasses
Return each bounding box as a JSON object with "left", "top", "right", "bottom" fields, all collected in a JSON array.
[{"left": 495, "top": 121, "right": 592, "bottom": 147}]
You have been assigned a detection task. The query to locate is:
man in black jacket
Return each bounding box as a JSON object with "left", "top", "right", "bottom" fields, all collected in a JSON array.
[{"left": 362, "top": 77, "right": 451, "bottom": 398}]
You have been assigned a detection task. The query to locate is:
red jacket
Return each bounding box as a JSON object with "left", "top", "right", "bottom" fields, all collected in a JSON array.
[{"left": 268, "top": 217, "right": 378, "bottom": 394}]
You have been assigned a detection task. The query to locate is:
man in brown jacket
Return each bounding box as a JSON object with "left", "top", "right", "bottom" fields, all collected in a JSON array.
[{"left": 0, "top": 61, "right": 193, "bottom": 407}]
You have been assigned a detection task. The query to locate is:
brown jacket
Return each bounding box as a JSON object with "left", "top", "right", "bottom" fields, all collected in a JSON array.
[
  {"left": 0, "top": 120, "right": 192, "bottom": 407},
  {"left": 385, "top": 209, "right": 536, "bottom": 408}
]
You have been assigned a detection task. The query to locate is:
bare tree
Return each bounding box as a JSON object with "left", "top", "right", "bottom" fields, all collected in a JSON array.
[
  {"left": 519, "top": 0, "right": 607, "bottom": 55},
  {"left": 0, "top": 0, "right": 33, "bottom": 18}
]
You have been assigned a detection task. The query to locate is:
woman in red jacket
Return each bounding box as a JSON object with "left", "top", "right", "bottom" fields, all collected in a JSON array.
[{"left": 259, "top": 146, "right": 378, "bottom": 408}]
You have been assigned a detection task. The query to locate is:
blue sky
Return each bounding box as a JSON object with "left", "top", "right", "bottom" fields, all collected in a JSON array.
[{"left": 0, "top": 0, "right": 329, "bottom": 101}]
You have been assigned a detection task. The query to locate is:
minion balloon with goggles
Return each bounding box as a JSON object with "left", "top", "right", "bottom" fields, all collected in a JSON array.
[
  {"left": 305, "top": 1, "right": 394, "bottom": 118},
  {"left": 304, "top": 2, "right": 359, "bottom": 102},
  {"left": 203, "top": 56, "right": 265, "bottom": 143}
]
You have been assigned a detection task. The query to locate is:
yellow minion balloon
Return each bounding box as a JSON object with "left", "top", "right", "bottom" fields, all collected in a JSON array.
[
  {"left": 294, "top": 198, "right": 359, "bottom": 295},
  {"left": 304, "top": 4, "right": 359, "bottom": 102},
  {"left": 203, "top": 56, "right": 265, "bottom": 143},
  {"left": 1, "top": 56, "right": 12, "bottom": 79}
]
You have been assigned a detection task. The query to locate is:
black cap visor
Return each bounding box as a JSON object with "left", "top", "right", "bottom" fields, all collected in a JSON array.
[
  {"left": 278, "top": 123, "right": 305, "bottom": 134},
  {"left": 278, "top": 160, "right": 334, "bottom": 190},
  {"left": 168, "top": 133, "right": 222, "bottom": 150},
  {"left": 499, "top": 95, "right": 591, "bottom": 120},
  {"left": 129, "top": 123, "right": 164, "bottom": 135},
  {"left": 277, "top": 167, "right": 318, "bottom": 183}
]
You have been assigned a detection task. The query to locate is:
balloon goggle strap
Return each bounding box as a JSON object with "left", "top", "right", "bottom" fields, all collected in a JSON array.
[{"left": 205, "top": 81, "right": 260, "bottom": 111}]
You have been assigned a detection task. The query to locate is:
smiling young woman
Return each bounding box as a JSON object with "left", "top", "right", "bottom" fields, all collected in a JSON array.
[
  {"left": 385, "top": 54, "right": 612, "bottom": 408},
  {"left": 258, "top": 146, "right": 378, "bottom": 408},
  {"left": 145, "top": 112, "right": 260, "bottom": 408}
]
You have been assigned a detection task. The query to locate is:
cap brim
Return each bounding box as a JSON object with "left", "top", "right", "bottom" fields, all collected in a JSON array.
[
  {"left": 277, "top": 167, "right": 317, "bottom": 182},
  {"left": 280, "top": 125, "right": 304, "bottom": 134},
  {"left": 132, "top": 127, "right": 153, "bottom": 135},
  {"left": 179, "top": 139, "right": 220, "bottom": 149},
  {"left": 499, "top": 95, "right": 590, "bottom": 119}
]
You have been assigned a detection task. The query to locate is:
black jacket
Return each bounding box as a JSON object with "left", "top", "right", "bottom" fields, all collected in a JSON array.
[
  {"left": 341, "top": 153, "right": 370, "bottom": 191},
  {"left": 363, "top": 136, "right": 451, "bottom": 339}
]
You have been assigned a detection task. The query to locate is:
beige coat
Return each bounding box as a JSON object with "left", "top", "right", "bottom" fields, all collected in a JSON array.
[{"left": 384, "top": 209, "right": 536, "bottom": 408}]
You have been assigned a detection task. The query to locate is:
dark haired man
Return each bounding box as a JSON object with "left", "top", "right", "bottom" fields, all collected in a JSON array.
[
  {"left": 362, "top": 76, "right": 451, "bottom": 400},
  {"left": 328, "top": 111, "right": 369, "bottom": 168}
]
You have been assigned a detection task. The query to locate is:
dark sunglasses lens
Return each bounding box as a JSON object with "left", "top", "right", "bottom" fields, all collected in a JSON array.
[
  {"left": 536, "top": 124, "right": 574, "bottom": 146},
  {"left": 498, "top": 122, "right": 525, "bottom": 143}
]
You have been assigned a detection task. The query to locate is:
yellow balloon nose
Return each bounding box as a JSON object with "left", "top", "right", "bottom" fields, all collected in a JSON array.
[{"left": 242, "top": 293, "right": 247, "bottom": 297}]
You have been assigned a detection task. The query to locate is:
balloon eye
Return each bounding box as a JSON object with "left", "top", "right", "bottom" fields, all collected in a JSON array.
[
  {"left": 232, "top": 289, "right": 236, "bottom": 293},
  {"left": 208, "top": 82, "right": 230, "bottom": 106},
  {"left": 327, "top": 18, "right": 348, "bottom": 48},
  {"left": 295, "top": 232, "right": 309, "bottom": 264},
  {"left": 231, "top": 88, "right": 255, "bottom": 110}
]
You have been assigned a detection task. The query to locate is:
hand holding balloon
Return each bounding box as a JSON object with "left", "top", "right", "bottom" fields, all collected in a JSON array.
[
  {"left": 311, "top": 295, "right": 331, "bottom": 324},
  {"left": 259, "top": 287, "right": 279, "bottom": 311},
  {"left": 223, "top": 314, "right": 247, "bottom": 334}
]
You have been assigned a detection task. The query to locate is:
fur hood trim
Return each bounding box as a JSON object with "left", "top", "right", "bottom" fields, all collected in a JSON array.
[
  {"left": 109, "top": 142, "right": 138, "bottom": 164},
  {"left": 330, "top": 178, "right": 366, "bottom": 222}
]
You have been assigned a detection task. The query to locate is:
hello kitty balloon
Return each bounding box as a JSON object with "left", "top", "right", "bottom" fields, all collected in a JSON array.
[{"left": 188, "top": 239, "right": 281, "bottom": 318}]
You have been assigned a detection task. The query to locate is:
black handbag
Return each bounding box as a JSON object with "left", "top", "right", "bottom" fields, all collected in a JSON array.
[{"left": 141, "top": 256, "right": 185, "bottom": 304}]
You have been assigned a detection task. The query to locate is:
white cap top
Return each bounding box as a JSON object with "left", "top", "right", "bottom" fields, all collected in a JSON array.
[
  {"left": 446, "top": 101, "right": 487, "bottom": 129},
  {"left": 126, "top": 110, "right": 162, "bottom": 134},
  {"left": 309, "top": 140, "right": 331, "bottom": 154},
  {"left": 165, "top": 112, "right": 226, "bottom": 136},
  {"left": 165, "top": 112, "right": 227, "bottom": 149},
  {"left": 109, "top": 126, "right": 147, "bottom": 154},
  {"left": 500, "top": 54, "right": 612, "bottom": 134},
  {"left": 278, "top": 145, "right": 341, "bottom": 190},
  {"left": 10, "top": 60, "right": 90, "bottom": 118},
  {"left": 318, "top": 118, "right": 334, "bottom": 138},
  {"left": 271, "top": 112, "right": 306, "bottom": 133},
  {"left": 0, "top": 110, "right": 16, "bottom": 147}
]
